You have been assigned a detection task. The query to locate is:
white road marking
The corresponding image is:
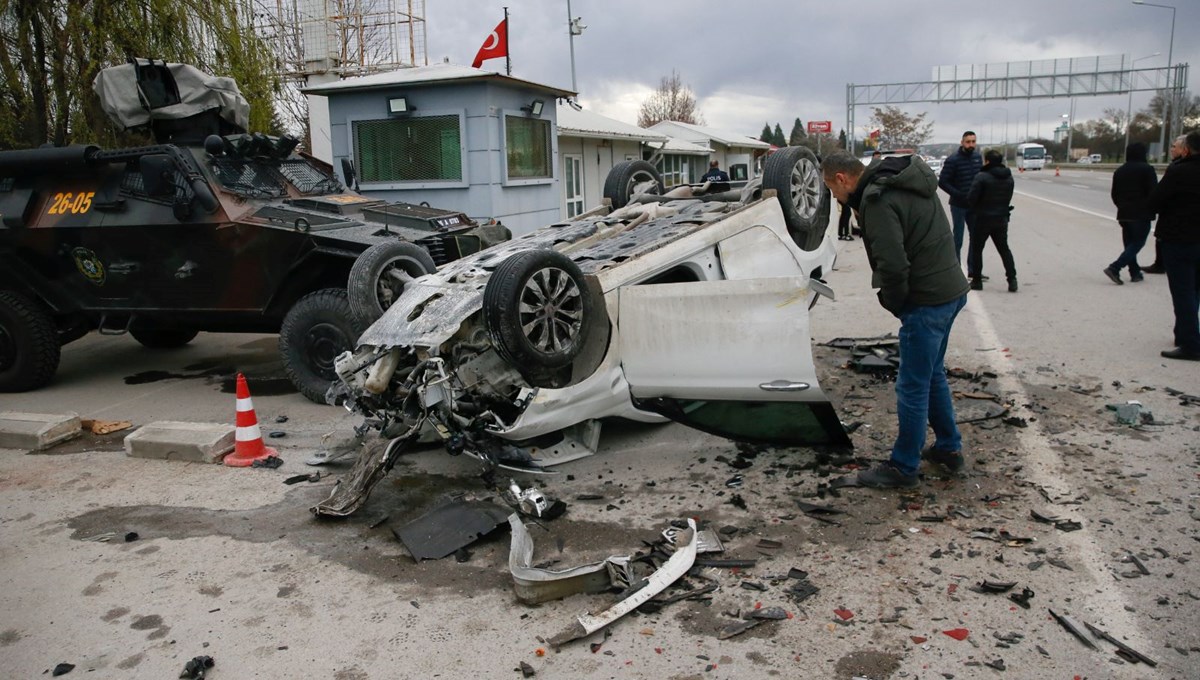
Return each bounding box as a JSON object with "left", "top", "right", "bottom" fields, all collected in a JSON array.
[
  {"left": 963, "top": 299, "right": 1161, "bottom": 674},
  {"left": 1071, "top": 183, "right": 1092, "bottom": 189},
  {"left": 1014, "top": 189, "right": 1114, "bottom": 221}
]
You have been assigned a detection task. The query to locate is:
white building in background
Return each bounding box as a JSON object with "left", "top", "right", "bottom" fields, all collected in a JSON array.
[{"left": 648, "top": 120, "right": 771, "bottom": 181}]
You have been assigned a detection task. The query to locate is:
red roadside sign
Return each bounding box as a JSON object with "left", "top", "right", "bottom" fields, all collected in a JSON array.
[{"left": 807, "top": 120, "right": 832, "bottom": 134}]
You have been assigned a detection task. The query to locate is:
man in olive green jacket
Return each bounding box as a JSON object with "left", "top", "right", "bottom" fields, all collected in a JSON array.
[{"left": 823, "top": 151, "right": 971, "bottom": 488}]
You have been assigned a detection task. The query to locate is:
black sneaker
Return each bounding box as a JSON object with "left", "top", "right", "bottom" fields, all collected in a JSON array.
[
  {"left": 1103, "top": 267, "right": 1123, "bottom": 285},
  {"left": 970, "top": 278, "right": 983, "bottom": 291},
  {"left": 1007, "top": 278, "right": 1018, "bottom": 293},
  {"left": 1130, "top": 273, "right": 1144, "bottom": 283},
  {"left": 923, "top": 446, "right": 965, "bottom": 472},
  {"left": 1143, "top": 264, "right": 1165, "bottom": 274},
  {"left": 857, "top": 461, "right": 919, "bottom": 488}
]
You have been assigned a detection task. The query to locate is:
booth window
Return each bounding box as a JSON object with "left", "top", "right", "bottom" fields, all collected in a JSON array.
[
  {"left": 353, "top": 115, "right": 462, "bottom": 182},
  {"left": 505, "top": 116, "right": 552, "bottom": 179}
]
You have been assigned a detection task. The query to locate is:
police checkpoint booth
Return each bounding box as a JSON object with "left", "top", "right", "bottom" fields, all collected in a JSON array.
[{"left": 303, "top": 63, "right": 573, "bottom": 236}]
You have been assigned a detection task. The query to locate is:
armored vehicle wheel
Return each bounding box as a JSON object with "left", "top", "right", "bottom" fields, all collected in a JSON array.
[
  {"left": 280, "top": 289, "right": 363, "bottom": 404},
  {"left": 763, "top": 146, "right": 831, "bottom": 251},
  {"left": 603, "top": 160, "right": 664, "bottom": 210},
  {"left": 483, "top": 250, "right": 596, "bottom": 387},
  {"left": 0, "top": 290, "right": 61, "bottom": 392},
  {"left": 347, "top": 241, "right": 437, "bottom": 327},
  {"left": 130, "top": 324, "right": 198, "bottom": 349}
]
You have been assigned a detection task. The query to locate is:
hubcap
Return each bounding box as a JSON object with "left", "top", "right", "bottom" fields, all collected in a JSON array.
[
  {"left": 305, "top": 322, "right": 350, "bottom": 378},
  {"left": 518, "top": 267, "right": 583, "bottom": 354},
  {"left": 789, "top": 157, "right": 821, "bottom": 220}
]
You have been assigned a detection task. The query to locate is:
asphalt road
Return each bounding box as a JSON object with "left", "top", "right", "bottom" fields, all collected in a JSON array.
[{"left": 1, "top": 176, "right": 1197, "bottom": 679}]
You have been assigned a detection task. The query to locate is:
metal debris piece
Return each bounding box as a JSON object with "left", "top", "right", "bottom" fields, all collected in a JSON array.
[
  {"left": 718, "top": 619, "right": 763, "bottom": 640},
  {"left": 394, "top": 499, "right": 510, "bottom": 561},
  {"left": 976, "top": 580, "right": 1017, "bottom": 593},
  {"left": 1082, "top": 621, "right": 1157, "bottom": 666},
  {"left": 1126, "top": 553, "right": 1150, "bottom": 576},
  {"left": 509, "top": 515, "right": 632, "bottom": 604},
  {"left": 312, "top": 426, "right": 420, "bottom": 516},
  {"left": 1009, "top": 587, "right": 1034, "bottom": 609},
  {"left": 518, "top": 660, "right": 536, "bottom": 677},
  {"left": 179, "top": 656, "right": 214, "bottom": 679},
  {"left": 504, "top": 480, "right": 566, "bottom": 519},
  {"left": 751, "top": 606, "right": 789, "bottom": 620},
  {"left": 283, "top": 472, "right": 320, "bottom": 485},
  {"left": 548, "top": 519, "right": 698, "bottom": 647},
  {"left": 695, "top": 558, "right": 757, "bottom": 569},
  {"left": 1030, "top": 510, "right": 1061, "bottom": 524},
  {"left": 1048, "top": 609, "right": 1097, "bottom": 650}
]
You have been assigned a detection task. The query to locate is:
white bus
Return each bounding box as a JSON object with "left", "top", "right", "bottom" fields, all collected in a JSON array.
[{"left": 1015, "top": 143, "right": 1047, "bottom": 171}]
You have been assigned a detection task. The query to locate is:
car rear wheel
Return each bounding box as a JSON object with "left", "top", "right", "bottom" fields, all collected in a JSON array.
[
  {"left": 130, "top": 324, "right": 199, "bottom": 349},
  {"left": 603, "top": 160, "right": 664, "bottom": 210},
  {"left": 280, "top": 288, "right": 363, "bottom": 404},
  {"left": 763, "top": 146, "right": 831, "bottom": 251},
  {"left": 0, "top": 290, "right": 61, "bottom": 392},
  {"left": 483, "top": 250, "right": 595, "bottom": 387},
  {"left": 347, "top": 241, "right": 437, "bottom": 327}
]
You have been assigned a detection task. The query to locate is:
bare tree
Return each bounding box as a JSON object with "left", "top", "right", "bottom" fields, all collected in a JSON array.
[
  {"left": 869, "top": 106, "right": 933, "bottom": 150},
  {"left": 637, "top": 70, "right": 704, "bottom": 128}
]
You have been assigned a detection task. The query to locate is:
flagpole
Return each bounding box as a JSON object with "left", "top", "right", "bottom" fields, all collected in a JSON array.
[{"left": 504, "top": 7, "right": 511, "bottom": 76}]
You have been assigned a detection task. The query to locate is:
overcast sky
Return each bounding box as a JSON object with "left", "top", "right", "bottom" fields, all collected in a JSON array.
[{"left": 423, "top": 0, "right": 1198, "bottom": 145}]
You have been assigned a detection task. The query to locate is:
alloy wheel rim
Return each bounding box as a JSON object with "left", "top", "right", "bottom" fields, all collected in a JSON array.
[
  {"left": 518, "top": 267, "right": 583, "bottom": 354},
  {"left": 789, "top": 157, "right": 821, "bottom": 220}
]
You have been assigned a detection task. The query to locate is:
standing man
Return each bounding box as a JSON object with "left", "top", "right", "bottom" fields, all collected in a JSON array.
[
  {"left": 1104, "top": 142, "right": 1157, "bottom": 284},
  {"left": 938, "top": 131, "right": 983, "bottom": 277},
  {"left": 1144, "top": 135, "right": 1192, "bottom": 274},
  {"left": 822, "top": 151, "right": 971, "bottom": 488},
  {"left": 702, "top": 160, "right": 730, "bottom": 182},
  {"left": 1149, "top": 131, "right": 1200, "bottom": 362},
  {"left": 966, "top": 149, "right": 1018, "bottom": 292}
]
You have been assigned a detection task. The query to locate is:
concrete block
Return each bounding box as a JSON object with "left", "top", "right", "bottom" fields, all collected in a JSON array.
[
  {"left": 124, "top": 421, "right": 235, "bottom": 464},
  {"left": 0, "top": 412, "right": 82, "bottom": 451}
]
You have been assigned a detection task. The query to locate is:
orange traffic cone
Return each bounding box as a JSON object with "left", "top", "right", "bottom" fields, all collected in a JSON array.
[
  {"left": 1055, "top": 166, "right": 1060, "bottom": 177},
  {"left": 224, "top": 373, "right": 278, "bottom": 467}
]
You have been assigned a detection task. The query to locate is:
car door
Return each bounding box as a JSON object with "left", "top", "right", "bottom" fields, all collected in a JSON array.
[{"left": 617, "top": 275, "right": 850, "bottom": 447}]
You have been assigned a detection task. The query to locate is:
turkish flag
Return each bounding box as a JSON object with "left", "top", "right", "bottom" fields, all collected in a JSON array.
[{"left": 472, "top": 19, "right": 508, "bottom": 69}]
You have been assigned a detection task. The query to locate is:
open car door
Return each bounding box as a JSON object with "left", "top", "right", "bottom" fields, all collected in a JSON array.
[{"left": 618, "top": 276, "right": 850, "bottom": 448}]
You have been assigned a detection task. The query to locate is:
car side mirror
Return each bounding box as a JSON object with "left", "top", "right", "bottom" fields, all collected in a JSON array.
[{"left": 139, "top": 154, "right": 175, "bottom": 197}]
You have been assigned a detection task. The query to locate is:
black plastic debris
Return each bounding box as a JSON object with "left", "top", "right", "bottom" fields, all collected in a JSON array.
[
  {"left": 718, "top": 619, "right": 762, "bottom": 639},
  {"left": 179, "top": 656, "right": 214, "bottom": 679},
  {"left": 787, "top": 567, "right": 809, "bottom": 580},
  {"left": 751, "top": 606, "right": 789, "bottom": 620},
  {"left": 1048, "top": 609, "right": 1097, "bottom": 650},
  {"left": 51, "top": 663, "right": 74, "bottom": 676},
  {"left": 740, "top": 580, "right": 767, "bottom": 591},
  {"left": 575, "top": 493, "right": 604, "bottom": 501},
  {"left": 275, "top": 415, "right": 289, "bottom": 423},
  {"left": 1083, "top": 621, "right": 1157, "bottom": 666},
  {"left": 251, "top": 455, "right": 283, "bottom": 469},
  {"left": 124, "top": 532, "right": 139, "bottom": 542},
  {"left": 796, "top": 500, "right": 847, "bottom": 526},
  {"left": 728, "top": 494, "right": 748, "bottom": 510},
  {"left": 283, "top": 472, "right": 320, "bottom": 485},
  {"left": 393, "top": 499, "right": 511, "bottom": 561},
  {"left": 1126, "top": 553, "right": 1151, "bottom": 575},
  {"left": 786, "top": 579, "right": 820, "bottom": 603},
  {"left": 1009, "top": 587, "right": 1034, "bottom": 609},
  {"left": 976, "top": 580, "right": 1017, "bottom": 593},
  {"left": 984, "top": 658, "right": 1006, "bottom": 671},
  {"left": 519, "top": 660, "right": 536, "bottom": 677},
  {"left": 268, "top": 431, "right": 287, "bottom": 438},
  {"left": 1054, "top": 520, "right": 1082, "bottom": 532},
  {"left": 694, "top": 558, "right": 757, "bottom": 569}
]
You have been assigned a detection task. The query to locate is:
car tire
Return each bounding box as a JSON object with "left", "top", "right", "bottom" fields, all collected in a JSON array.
[
  {"left": 483, "top": 250, "right": 595, "bottom": 386},
  {"left": 603, "top": 160, "right": 664, "bottom": 210},
  {"left": 347, "top": 242, "right": 437, "bottom": 327},
  {"left": 0, "top": 290, "right": 61, "bottom": 392},
  {"left": 763, "top": 146, "right": 832, "bottom": 251},
  {"left": 280, "top": 288, "right": 363, "bottom": 404},
  {"left": 130, "top": 324, "right": 199, "bottom": 349}
]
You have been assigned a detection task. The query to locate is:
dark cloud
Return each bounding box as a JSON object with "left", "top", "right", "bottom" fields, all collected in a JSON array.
[{"left": 428, "top": 0, "right": 1198, "bottom": 143}]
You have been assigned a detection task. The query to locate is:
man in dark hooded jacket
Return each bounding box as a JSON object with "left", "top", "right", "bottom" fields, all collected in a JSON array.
[
  {"left": 966, "top": 149, "right": 1017, "bottom": 291},
  {"left": 1149, "top": 130, "right": 1200, "bottom": 361},
  {"left": 823, "top": 151, "right": 971, "bottom": 488},
  {"left": 1104, "top": 142, "right": 1157, "bottom": 284}
]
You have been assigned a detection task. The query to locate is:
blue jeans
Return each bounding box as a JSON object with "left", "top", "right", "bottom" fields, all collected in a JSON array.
[
  {"left": 1110, "top": 220, "right": 1151, "bottom": 277},
  {"left": 950, "top": 205, "right": 975, "bottom": 273},
  {"left": 1163, "top": 241, "right": 1200, "bottom": 354},
  {"left": 891, "top": 295, "right": 967, "bottom": 475}
]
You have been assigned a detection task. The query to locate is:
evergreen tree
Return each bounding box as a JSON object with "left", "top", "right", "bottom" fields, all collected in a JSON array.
[
  {"left": 788, "top": 118, "right": 807, "bottom": 146},
  {"left": 772, "top": 123, "right": 786, "bottom": 147},
  {"left": 760, "top": 122, "right": 774, "bottom": 144}
]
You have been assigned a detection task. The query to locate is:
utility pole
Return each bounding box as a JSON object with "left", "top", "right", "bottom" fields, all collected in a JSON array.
[{"left": 566, "top": 0, "right": 586, "bottom": 93}]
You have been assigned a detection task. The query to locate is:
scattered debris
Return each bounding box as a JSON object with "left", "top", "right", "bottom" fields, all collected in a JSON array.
[
  {"left": 503, "top": 480, "right": 567, "bottom": 519},
  {"left": 268, "top": 431, "right": 287, "bottom": 438},
  {"left": 508, "top": 514, "right": 632, "bottom": 605},
  {"left": 518, "top": 661, "right": 536, "bottom": 677},
  {"left": 1083, "top": 621, "right": 1158, "bottom": 666},
  {"left": 1106, "top": 401, "right": 1155, "bottom": 426},
  {"left": 81, "top": 419, "right": 132, "bottom": 435},
  {"left": 123, "top": 532, "right": 139, "bottom": 542},
  {"left": 1009, "top": 588, "right": 1035, "bottom": 609},
  {"left": 1048, "top": 609, "right": 1097, "bottom": 650},
  {"left": 250, "top": 455, "right": 283, "bottom": 469},
  {"left": 942, "top": 628, "right": 970, "bottom": 641},
  {"left": 1125, "top": 553, "right": 1151, "bottom": 576},
  {"left": 179, "top": 656, "right": 214, "bottom": 679},
  {"left": 51, "top": 663, "right": 75, "bottom": 677},
  {"left": 548, "top": 519, "right": 698, "bottom": 647},
  {"left": 283, "top": 472, "right": 321, "bottom": 485},
  {"left": 975, "top": 580, "right": 1017, "bottom": 593},
  {"left": 984, "top": 658, "right": 1006, "bottom": 671},
  {"left": 833, "top": 608, "right": 854, "bottom": 621},
  {"left": 393, "top": 498, "right": 510, "bottom": 561}
]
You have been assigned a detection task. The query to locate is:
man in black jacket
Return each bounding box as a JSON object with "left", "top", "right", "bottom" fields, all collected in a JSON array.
[
  {"left": 1104, "top": 142, "right": 1158, "bottom": 284},
  {"left": 1144, "top": 135, "right": 1191, "bottom": 274},
  {"left": 938, "top": 131, "right": 983, "bottom": 276},
  {"left": 1149, "top": 131, "right": 1200, "bottom": 361},
  {"left": 823, "top": 151, "right": 971, "bottom": 488},
  {"left": 966, "top": 149, "right": 1017, "bottom": 291}
]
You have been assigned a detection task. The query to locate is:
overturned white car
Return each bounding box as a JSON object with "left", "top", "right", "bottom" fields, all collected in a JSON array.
[{"left": 316, "top": 146, "right": 851, "bottom": 517}]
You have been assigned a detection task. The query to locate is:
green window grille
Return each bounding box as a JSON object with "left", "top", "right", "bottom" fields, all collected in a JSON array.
[
  {"left": 506, "top": 116, "right": 552, "bottom": 179},
  {"left": 353, "top": 115, "right": 462, "bottom": 182}
]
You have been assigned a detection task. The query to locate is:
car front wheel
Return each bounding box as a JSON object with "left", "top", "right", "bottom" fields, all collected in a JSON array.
[
  {"left": 280, "top": 288, "right": 363, "bottom": 404},
  {"left": 763, "top": 146, "right": 831, "bottom": 251},
  {"left": 0, "top": 290, "right": 61, "bottom": 392},
  {"left": 603, "top": 160, "right": 664, "bottom": 210},
  {"left": 347, "top": 241, "right": 437, "bottom": 327}
]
